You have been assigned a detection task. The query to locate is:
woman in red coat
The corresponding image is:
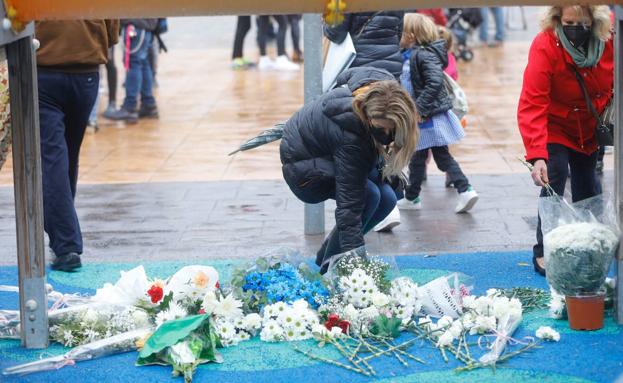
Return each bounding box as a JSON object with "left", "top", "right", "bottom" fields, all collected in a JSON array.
[{"left": 517, "top": 5, "right": 613, "bottom": 275}]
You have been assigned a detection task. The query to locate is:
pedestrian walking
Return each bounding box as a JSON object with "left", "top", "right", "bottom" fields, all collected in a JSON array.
[
  {"left": 397, "top": 13, "right": 478, "bottom": 214},
  {"left": 35, "top": 20, "right": 119, "bottom": 271},
  {"left": 479, "top": 7, "right": 505, "bottom": 46}
]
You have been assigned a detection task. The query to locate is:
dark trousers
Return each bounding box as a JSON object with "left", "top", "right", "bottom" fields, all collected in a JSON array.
[
  {"left": 405, "top": 146, "right": 469, "bottom": 200},
  {"left": 38, "top": 70, "right": 99, "bottom": 256},
  {"left": 232, "top": 16, "right": 251, "bottom": 59},
  {"left": 317, "top": 169, "right": 397, "bottom": 266},
  {"left": 105, "top": 47, "right": 117, "bottom": 106},
  {"left": 258, "top": 15, "right": 288, "bottom": 56},
  {"left": 533, "top": 143, "right": 601, "bottom": 258},
  {"left": 287, "top": 15, "right": 302, "bottom": 53}
]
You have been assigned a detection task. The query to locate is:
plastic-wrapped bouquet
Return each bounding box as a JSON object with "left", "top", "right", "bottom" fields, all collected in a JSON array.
[{"left": 540, "top": 194, "right": 619, "bottom": 297}]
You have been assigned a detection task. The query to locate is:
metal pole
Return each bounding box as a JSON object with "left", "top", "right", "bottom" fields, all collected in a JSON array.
[
  {"left": 614, "top": 5, "right": 623, "bottom": 324},
  {"left": 303, "top": 13, "right": 325, "bottom": 235},
  {"left": 6, "top": 34, "right": 49, "bottom": 348}
]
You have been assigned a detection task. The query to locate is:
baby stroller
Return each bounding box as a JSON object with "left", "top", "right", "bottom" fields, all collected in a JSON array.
[{"left": 446, "top": 8, "right": 483, "bottom": 62}]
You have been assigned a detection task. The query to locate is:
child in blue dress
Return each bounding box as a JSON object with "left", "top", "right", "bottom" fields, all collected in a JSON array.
[{"left": 397, "top": 13, "right": 478, "bottom": 213}]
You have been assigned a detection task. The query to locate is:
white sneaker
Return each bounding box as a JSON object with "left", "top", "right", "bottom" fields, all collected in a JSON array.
[
  {"left": 397, "top": 197, "right": 422, "bottom": 210},
  {"left": 373, "top": 206, "right": 401, "bottom": 232},
  {"left": 258, "top": 56, "right": 275, "bottom": 71},
  {"left": 455, "top": 187, "right": 478, "bottom": 213},
  {"left": 274, "top": 55, "right": 300, "bottom": 71}
]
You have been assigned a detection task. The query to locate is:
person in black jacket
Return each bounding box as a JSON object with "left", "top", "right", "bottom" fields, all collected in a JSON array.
[
  {"left": 324, "top": 11, "right": 404, "bottom": 78},
  {"left": 107, "top": 19, "right": 159, "bottom": 123},
  {"left": 280, "top": 67, "right": 419, "bottom": 274},
  {"left": 397, "top": 13, "right": 479, "bottom": 214}
]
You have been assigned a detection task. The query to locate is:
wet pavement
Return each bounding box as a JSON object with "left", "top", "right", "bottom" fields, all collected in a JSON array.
[{"left": 0, "top": 9, "right": 616, "bottom": 265}]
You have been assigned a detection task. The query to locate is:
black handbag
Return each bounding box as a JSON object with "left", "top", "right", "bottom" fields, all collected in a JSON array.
[{"left": 572, "top": 67, "right": 614, "bottom": 147}]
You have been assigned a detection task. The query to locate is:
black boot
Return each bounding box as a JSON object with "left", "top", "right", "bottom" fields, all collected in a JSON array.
[{"left": 51, "top": 252, "right": 82, "bottom": 272}]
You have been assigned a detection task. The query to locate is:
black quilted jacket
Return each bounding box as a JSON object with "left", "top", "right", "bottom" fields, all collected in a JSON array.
[
  {"left": 408, "top": 40, "right": 453, "bottom": 118},
  {"left": 280, "top": 67, "right": 395, "bottom": 252},
  {"left": 324, "top": 11, "right": 404, "bottom": 78}
]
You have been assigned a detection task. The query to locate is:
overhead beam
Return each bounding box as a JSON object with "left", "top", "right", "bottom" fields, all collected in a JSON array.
[{"left": 4, "top": 0, "right": 623, "bottom": 23}]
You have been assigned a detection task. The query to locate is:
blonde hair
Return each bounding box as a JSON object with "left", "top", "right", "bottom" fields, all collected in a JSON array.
[
  {"left": 541, "top": 5, "right": 612, "bottom": 41},
  {"left": 400, "top": 13, "right": 439, "bottom": 49},
  {"left": 352, "top": 81, "right": 420, "bottom": 178},
  {"left": 438, "top": 26, "right": 454, "bottom": 51}
]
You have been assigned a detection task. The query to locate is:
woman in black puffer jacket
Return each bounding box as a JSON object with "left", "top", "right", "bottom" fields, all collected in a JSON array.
[
  {"left": 280, "top": 67, "right": 419, "bottom": 273},
  {"left": 324, "top": 11, "right": 404, "bottom": 78}
]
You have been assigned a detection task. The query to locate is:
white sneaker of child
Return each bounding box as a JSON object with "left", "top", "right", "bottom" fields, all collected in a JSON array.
[
  {"left": 274, "top": 55, "right": 300, "bottom": 71},
  {"left": 258, "top": 56, "right": 276, "bottom": 71},
  {"left": 455, "top": 187, "right": 478, "bottom": 213}
]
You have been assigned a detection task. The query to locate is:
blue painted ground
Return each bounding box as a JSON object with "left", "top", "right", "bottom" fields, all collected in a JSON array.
[{"left": 1, "top": 251, "right": 622, "bottom": 383}]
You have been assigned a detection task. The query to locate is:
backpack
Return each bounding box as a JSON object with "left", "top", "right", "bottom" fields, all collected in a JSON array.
[{"left": 443, "top": 73, "right": 468, "bottom": 119}]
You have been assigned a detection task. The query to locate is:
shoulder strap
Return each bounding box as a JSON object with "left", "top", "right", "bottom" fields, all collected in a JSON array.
[
  {"left": 571, "top": 66, "right": 602, "bottom": 124},
  {"left": 355, "top": 11, "right": 382, "bottom": 38}
]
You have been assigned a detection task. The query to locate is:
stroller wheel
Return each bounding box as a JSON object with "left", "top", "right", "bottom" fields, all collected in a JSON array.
[{"left": 460, "top": 49, "right": 474, "bottom": 62}]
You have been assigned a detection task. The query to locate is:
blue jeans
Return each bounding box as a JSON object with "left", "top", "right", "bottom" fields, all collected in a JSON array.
[
  {"left": 122, "top": 27, "right": 155, "bottom": 110},
  {"left": 479, "top": 7, "right": 505, "bottom": 43},
  {"left": 319, "top": 170, "right": 397, "bottom": 264},
  {"left": 38, "top": 70, "right": 99, "bottom": 256}
]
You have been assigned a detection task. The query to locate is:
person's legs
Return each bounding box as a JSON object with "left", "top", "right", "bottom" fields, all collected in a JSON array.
[
  {"left": 38, "top": 71, "right": 86, "bottom": 259},
  {"left": 257, "top": 16, "right": 269, "bottom": 56},
  {"left": 139, "top": 32, "right": 157, "bottom": 109},
  {"left": 65, "top": 72, "right": 99, "bottom": 198},
  {"left": 569, "top": 148, "right": 601, "bottom": 201},
  {"left": 596, "top": 145, "right": 605, "bottom": 175},
  {"left": 431, "top": 146, "right": 469, "bottom": 193},
  {"left": 105, "top": 47, "right": 117, "bottom": 108},
  {"left": 492, "top": 7, "right": 505, "bottom": 42},
  {"left": 479, "top": 7, "right": 490, "bottom": 43},
  {"left": 534, "top": 144, "right": 570, "bottom": 262},
  {"left": 364, "top": 183, "right": 397, "bottom": 233},
  {"left": 405, "top": 149, "right": 429, "bottom": 201},
  {"left": 121, "top": 28, "right": 151, "bottom": 112},
  {"left": 288, "top": 15, "right": 302, "bottom": 55},
  {"left": 232, "top": 15, "right": 251, "bottom": 59},
  {"left": 273, "top": 15, "right": 288, "bottom": 57}
]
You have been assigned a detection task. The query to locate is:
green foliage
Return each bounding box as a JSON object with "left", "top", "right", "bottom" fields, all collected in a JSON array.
[{"left": 369, "top": 315, "right": 402, "bottom": 339}]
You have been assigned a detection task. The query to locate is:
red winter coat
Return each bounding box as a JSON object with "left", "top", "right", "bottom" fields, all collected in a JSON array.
[{"left": 517, "top": 30, "right": 613, "bottom": 161}]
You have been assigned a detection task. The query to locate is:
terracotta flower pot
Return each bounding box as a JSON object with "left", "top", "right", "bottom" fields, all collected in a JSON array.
[{"left": 565, "top": 292, "right": 605, "bottom": 331}]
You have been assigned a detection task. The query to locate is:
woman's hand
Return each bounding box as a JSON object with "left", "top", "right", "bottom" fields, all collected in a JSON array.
[{"left": 531, "top": 159, "right": 549, "bottom": 187}]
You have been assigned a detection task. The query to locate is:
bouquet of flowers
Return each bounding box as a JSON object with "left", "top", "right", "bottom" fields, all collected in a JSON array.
[
  {"left": 259, "top": 300, "right": 320, "bottom": 342},
  {"left": 231, "top": 258, "right": 329, "bottom": 312},
  {"left": 540, "top": 194, "right": 619, "bottom": 296},
  {"left": 137, "top": 314, "right": 222, "bottom": 383}
]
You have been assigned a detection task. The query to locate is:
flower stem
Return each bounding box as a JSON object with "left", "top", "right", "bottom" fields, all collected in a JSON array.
[{"left": 292, "top": 345, "right": 369, "bottom": 376}]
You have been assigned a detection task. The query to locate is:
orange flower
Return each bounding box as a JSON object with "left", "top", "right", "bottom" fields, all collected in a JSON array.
[{"left": 193, "top": 271, "right": 209, "bottom": 289}]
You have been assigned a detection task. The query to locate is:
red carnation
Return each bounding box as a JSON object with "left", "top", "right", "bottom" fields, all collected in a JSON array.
[
  {"left": 147, "top": 285, "right": 164, "bottom": 304},
  {"left": 215, "top": 281, "right": 220, "bottom": 289},
  {"left": 337, "top": 320, "right": 350, "bottom": 334},
  {"left": 324, "top": 313, "right": 341, "bottom": 330},
  {"left": 198, "top": 309, "right": 206, "bottom": 314}
]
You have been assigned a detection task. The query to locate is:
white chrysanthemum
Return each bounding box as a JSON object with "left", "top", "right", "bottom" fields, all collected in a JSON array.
[
  {"left": 84, "top": 329, "right": 100, "bottom": 343},
  {"left": 243, "top": 313, "right": 262, "bottom": 330},
  {"left": 292, "top": 299, "right": 309, "bottom": 311},
  {"left": 360, "top": 306, "right": 380, "bottom": 321},
  {"left": 214, "top": 294, "right": 243, "bottom": 319},
  {"left": 131, "top": 309, "right": 150, "bottom": 328},
  {"left": 260, "top": 319, "right": 284, "bottom": 342},
  {"left": 272, "top": 301, "right": 288, "bottom": 314},
  {"left": 62, "top": 330, "right": 74, "bottom": 346},
  {"left": 201, "top": 291, "right": 218, "bottom": 314},
  {"left": 437, "top": 330, "right": 455, "bottom": 347},
  {"left": 437, "top": 315, "right": 454, "bottom": 329},
  {"left": 448, "top": 321, "right": 464, "bottom": 338},
  {"left": 462, "top": 295, "right": 477, "bottom": 310},
  {"left": 371, "top": 292, "right": 390, "bottom": 307},
  {"left": 155, "top": 302, "right": 187, "bottom": 327},
  {"left": 486, "top": 288, "right": 499, "bottom": 297},
  {"left": 217, "top": 321, "right": 236, "bottom": 341},
  {"left": 470, "top": 315, "right": 497, "bottom": 335},
  {"left": 474, "top": 296, "right": 493, "bottom": 316},
  {"left": 82, "top": 309, "right": 99, "bottom": 324},
  {"left": 536, "top": 326, "right": 560, "bottom": 342},
  {"left": 170, "top": 341, "right": 196, "bottom": 365}
]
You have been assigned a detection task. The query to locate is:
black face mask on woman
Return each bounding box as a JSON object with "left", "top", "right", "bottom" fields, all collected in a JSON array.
[
  {"left": 371, "top": 128, "right": 395, "bottom": 146},
  {"left": 563, "top": 25, "right": 592, "bottom": 48}
]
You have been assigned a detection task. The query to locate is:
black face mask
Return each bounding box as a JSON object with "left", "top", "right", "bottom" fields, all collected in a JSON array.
[
  {"left": 370, "top": 128, "right": 395, "bottom": 146},
  {"left": 563, "top": 25, "right": 591, "bottom": 48}
]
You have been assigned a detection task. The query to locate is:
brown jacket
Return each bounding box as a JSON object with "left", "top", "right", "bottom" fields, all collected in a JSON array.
[{"left": 35, "top": 20, "right": 119, "bottom": 73}]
